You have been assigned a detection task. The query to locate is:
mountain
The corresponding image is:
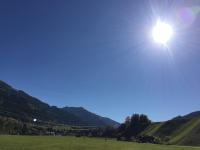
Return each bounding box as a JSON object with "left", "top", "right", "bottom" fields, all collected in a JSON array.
[
  {"left": 183, "top": 111, "right": 200, "bottom": 119},
  {"left": 0, "top": 80, "right": 119, "bottom": 127},
  {"left": 142, "top": 111, "right": 200, "bottom": 146},
  {"left": 62, "top": 107, "right": 119, "bottom": 127}
]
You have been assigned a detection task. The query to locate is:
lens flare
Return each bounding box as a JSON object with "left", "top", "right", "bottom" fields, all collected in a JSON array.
[{"left": 176, "top": 6, "right": 200, "bottom": 28}]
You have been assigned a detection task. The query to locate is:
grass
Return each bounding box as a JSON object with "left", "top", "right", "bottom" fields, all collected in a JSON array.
[
  {"left": 179, "top": 119, "right": 200, "bottom": 146},
  {"left": 170, "top": 118, "right": 200, "bottom": 144},
  {"left": 141, "top": 122, "right": 163, "bottom": 136},
  {"left": 141, "top": 117, "right": 200, "bottom": 146},
  {"left": 0, "top": 136, "right": 200, "bottom": 150}
]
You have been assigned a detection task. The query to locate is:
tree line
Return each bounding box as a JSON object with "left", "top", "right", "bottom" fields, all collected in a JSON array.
[{"left": 0, "top": 114, "right": 161, "bottom": 144}]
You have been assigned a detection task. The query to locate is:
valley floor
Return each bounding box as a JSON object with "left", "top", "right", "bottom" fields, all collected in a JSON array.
[{"left": 0, "top": 136, "right": 199, "bottom": 150}]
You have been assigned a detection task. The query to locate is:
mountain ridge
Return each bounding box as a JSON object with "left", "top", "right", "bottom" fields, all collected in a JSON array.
[
  {"left": 0, "top": 80, "right": 119, "bottom": 127},
  {"left": 62, "top": 106, "right": 119, "bottom": 127}
]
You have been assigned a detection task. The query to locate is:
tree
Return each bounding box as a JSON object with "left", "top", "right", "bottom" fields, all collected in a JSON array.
[
  {"left": 21, "top": 123, "right": 28, "bottom": 135},
  {"left": 118, "top": 114, "right": 151, "bottom": 140}
]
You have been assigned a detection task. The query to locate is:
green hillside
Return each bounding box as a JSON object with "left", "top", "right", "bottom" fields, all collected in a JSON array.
[{"left": 142, "top": 115, "right": 200, "bottom": 146}]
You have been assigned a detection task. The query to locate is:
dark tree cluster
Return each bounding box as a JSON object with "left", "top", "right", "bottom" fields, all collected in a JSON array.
[{"left": 117, "top": 114, "right": 152, "bottom": 141}]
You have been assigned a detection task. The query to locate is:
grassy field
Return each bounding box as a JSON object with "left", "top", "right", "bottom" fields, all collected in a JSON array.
[{"left": 0, "top": 136, "right": 200, "bottom": 150}]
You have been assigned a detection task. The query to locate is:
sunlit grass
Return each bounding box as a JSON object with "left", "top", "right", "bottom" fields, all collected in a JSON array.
[{"left": 0, "top": 136, "right": 199, "bottom": 150}]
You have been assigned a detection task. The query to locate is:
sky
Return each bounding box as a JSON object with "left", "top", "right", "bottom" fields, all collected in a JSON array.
[{"left": 0, "top": 0, "right": 200, "bottom": 123}]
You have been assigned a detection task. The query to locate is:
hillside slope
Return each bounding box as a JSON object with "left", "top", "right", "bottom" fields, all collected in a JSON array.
[
  {"left": 142, "top": 112, "right": 200, "bottom": 146},
  {"left": 62, "top": 107, "right": 119, "bottom": 127},
  {"left": 0, "top": 80, "right": 85, "bottom": 125},
  {"left": 0, "top": 80, "right": 118, "bottom": 127}
]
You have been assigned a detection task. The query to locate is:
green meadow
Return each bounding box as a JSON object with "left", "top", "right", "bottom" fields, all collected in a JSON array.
[{"left": 0, "top": 136, "right": 199, "bottom": 150}]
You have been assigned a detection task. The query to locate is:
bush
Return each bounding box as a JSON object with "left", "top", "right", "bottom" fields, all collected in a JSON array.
[{"left": 137, "top": 135, "right": 161, "bottom": 144}]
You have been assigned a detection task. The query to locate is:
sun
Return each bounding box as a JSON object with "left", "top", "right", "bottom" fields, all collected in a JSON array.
[{"left": 152, "top": 20, "right": 173, "bottom": 45}]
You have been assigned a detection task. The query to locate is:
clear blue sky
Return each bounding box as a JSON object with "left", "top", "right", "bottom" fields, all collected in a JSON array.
[{"left": 0, "top": 0, "right": 200, "bottom": 123}]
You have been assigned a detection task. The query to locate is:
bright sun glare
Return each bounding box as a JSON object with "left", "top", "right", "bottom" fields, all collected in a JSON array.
[{"left": 152, "top": 20, "right": 173, "bottom": 45}]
